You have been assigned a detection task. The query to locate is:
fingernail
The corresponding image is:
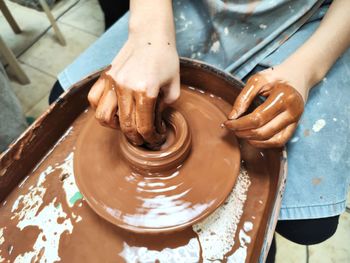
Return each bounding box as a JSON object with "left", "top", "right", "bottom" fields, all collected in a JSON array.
[
  {"left": 222, "top": 120, "right": 231, "bottom": 129},
  {"left": 229, "top": 110, "right": 238, "bottom": 120}
]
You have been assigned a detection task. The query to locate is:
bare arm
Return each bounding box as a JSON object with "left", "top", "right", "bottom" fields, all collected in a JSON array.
[
  {"left": 225, "top": 0, "right": 350, "bottom": 148},
  {"left": 88, "top": 0, "right": 179, "bottom": 149},
  {"left": 129, "top": 0, "right": 176, "bottom": 46},
  {"left": 283, "top": 0, "right": 350, "bottom": 100}
]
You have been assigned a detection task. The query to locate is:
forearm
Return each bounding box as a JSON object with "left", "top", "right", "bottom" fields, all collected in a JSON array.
[
  {"left": 281, "top": 0, "right": 350, "bottom": 97},
  {"left": 129, "top": 0, "right": 176, "bottom": 44}
]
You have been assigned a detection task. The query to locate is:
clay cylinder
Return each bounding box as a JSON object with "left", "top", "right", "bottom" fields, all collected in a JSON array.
[{"left": 119, "top": 108, "right": 191, "bottom": 173}]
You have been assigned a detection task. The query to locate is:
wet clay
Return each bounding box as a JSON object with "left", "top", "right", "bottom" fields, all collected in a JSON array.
[
  {"left": 225, "top": 73, "right": 304, "bottom": 148},
  {"left": 74, "top": 86, "right": 241, "bottom": 234},
  {"left": 90, "top": 69, "right": 167, "bottom": 149},
  {"left": 0, "top": 108, "right": 282, "bottom": 263},
  {"left": 0, "top": 59, "right": 285, "bottom": 262}
]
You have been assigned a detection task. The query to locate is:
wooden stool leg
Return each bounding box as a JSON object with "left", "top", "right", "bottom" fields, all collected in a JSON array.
[
  {"left": 38, "top": 0, "right": 66, "bottom": 46},
  {"left": 0, "top": 0, "right": 21, "bottom": 34},
  {"left": 0, "top": 36, "right": 30, "bottom": 84}
]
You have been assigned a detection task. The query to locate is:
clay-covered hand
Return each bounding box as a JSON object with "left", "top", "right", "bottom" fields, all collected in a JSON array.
[
  {"left": 87, "top": 38, "right": 180, "bottom": 149},
  {"left": 224, "top": 68, "right": 305, "bottom": 148}
]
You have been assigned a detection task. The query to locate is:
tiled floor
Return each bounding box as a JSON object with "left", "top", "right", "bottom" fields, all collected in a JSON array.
[
  {"left": 1, "top": 1, "right": 350, "bottom": 262},
  {"left": 275, "top": 210, "right": 350, "bottom": 263},
  {"left": 1, "top": 0, "right": 102, "bottom": 118},
  {"left": 20, "top": 22, "right": 98, "bottom": 76}
]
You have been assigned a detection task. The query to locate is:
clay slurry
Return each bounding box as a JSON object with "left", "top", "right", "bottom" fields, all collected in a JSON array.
[{"left": 74, "top": 85, "right": 241, "bottom": 234}]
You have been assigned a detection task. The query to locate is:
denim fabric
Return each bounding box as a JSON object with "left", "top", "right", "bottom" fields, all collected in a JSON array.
[
  {"left": 58, "top": 0, "right": 325, "bottom": 89},
  {"left": 259, "top": 17, "right": 350, "bottom": 220}
]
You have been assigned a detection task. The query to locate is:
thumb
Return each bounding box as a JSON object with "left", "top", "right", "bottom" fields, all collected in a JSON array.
[
  {"left": 163, "top": 74, "right": 180, "bottom": 104},
  {"left": 155, "top": 91, "right": 166, "bottom": 134}
]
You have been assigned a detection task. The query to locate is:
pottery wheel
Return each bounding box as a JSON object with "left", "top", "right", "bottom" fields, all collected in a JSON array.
[{"left": 74, "top": 87, "right": 240, "bottom": 233}]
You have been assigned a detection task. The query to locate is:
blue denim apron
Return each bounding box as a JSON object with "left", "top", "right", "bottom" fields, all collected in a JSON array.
[{"left": 58, "top": 0, "right": 350, "bottom": 220}]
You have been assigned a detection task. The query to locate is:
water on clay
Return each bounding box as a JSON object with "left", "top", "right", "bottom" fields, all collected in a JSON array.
[
  {"left": 0, "top": 85, "right": 278, "bottom": 263},
  {"left": 73, "top": 87, "right": 241, "bottom": 233}
]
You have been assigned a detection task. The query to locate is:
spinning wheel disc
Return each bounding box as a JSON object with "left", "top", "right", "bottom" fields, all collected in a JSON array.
[{"left": 74, "top": 87, "right": 240, "bottom": 234}]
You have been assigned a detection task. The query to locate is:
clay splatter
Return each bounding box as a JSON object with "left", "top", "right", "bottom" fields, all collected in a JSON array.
[
  {"left": 11, "top": 165, "right": 54, "bottom": 223},
  {"left": 304, "top": 129, "right": 310, "bottom": 137},
  {"left": 224, "top": 27, "right": 229, "bottom": 35},
  {"left": 4, "top": 147, "right": 83, "bottom": 262},
  {"left": 312, "top": 119, "right": 326, "bottom": 132},
  {"left": 179, "top": 12, "right": 186, "bottom": 20},
  {"left": 10, "top": 164, "right": 73, "bottom": 262},
  {"left": 13, "top": 199, "right": 73, "bottom": 262},
  {"left": 329, "top": 145, "right": 342, "bottom": 163},
  {"left": 290, "top": 137, "right": 299, "bottom": 143},
  {"left": 210, "top": 40, "right": 221, "bottom": 53},
  {"left": 58, "top": 152, "right": 82, "bottom": 208},
  {"left": 312, "top": 177, "right": 322, "bottom": 185},
  {"left": 176, "top": 12, "right": 193, "bottom": 33}
]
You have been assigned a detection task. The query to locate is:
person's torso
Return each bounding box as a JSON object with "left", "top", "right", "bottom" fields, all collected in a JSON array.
[{"left": 173, "top": 0, "right": 324, "bottom": 76}]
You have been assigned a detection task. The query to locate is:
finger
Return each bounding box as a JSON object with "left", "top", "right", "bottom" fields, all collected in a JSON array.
[
  {"left": 228, "top": 74, "right": 270, "bottom": 120},
  {"left": 225, "top": 90, "right": 284, "bottom": 131},
  {"left": 88, "top": 77, "right": 105, "bottom": 109},
  {"left": 163, "top": 74, "right": 180, "bottom": 104},
  {"left": 234, "top": 111, "right": 297, "bottom": 140},
  {"left": 248, "top": 123, "right": 297, "bottom": 148},
  {"left": 117, "top": 88, "right": 143, "bottom": 145},
  {"left": 95, "top": 88, "right": 118, "bottom": 129},
  {"left": 135, "top": 92, "right": 166, "bottom": 149},
  {"left": 155, "top": 91, "right": 166, "bottom": 134}
]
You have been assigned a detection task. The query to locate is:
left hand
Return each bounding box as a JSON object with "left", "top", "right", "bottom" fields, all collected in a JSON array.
[
  {"left": 87, "top": 37, "right": 180, "bottom": 149},
  {"left": 224, "top": 65, "right": 306, "bottom": 148}
]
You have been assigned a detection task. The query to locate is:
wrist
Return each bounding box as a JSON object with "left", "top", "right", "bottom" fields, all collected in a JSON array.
[
  {"left": 281, "top": 50, "right": 327, "bottom": 88},
  {"left": 279, "top": 58, "right": 323, "bottom": 102},
  {"left": 270, "top": 62, "right": 307, "bottom": 103},
  {"left": 129, "top": 22, "right": 176, "bottom": 48},
  {"left": 129, "top": 0, "right": 175, "bottom": 43}
]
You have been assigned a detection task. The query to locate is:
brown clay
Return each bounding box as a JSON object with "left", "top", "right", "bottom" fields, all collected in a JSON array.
[
  {"left": 0, "top": 108, "right": 283, "bottom": 263},
  {"left": 89, "top": 68, "right": 167, "bottom": 150},
  {"left": 74, "top": 86, "right": 241, "bottom": 234},
  {"left": 92, "top": 70, "right": 119, "bottom": 129},
  {"left": 0, "top": 59, "right": 285, "bottom": 262},
  {"left": 225, "top": 73, "right": 304, "bottom": 148}
]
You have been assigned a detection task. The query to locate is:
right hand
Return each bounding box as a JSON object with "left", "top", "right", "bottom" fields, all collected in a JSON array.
[
  {"left": 224, "top": 67, "right": 305, "bottom": 148},
  {"left": 88, "top": 37, "right": 180, "bottom": 149}
]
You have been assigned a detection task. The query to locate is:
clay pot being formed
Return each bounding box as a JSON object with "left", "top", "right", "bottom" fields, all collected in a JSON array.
[
  {"left": 74, "top": 62, "right": 242, "bottom": 234},
  {"left": 0, "top": 58, "right": 285, "bottom": 263}
]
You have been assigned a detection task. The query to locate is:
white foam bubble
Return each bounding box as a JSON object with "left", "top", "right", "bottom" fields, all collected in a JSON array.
[{"left": 192, "top": 168, "right": 251, "bottom": 261}]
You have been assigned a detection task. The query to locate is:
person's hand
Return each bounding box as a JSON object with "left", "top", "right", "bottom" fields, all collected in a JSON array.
[
  {"left": 88, "top": 38, "right": 180, "bottom": 149},
  {"left": 224, "top": 65, "right": 306, "bottom": 148}
]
